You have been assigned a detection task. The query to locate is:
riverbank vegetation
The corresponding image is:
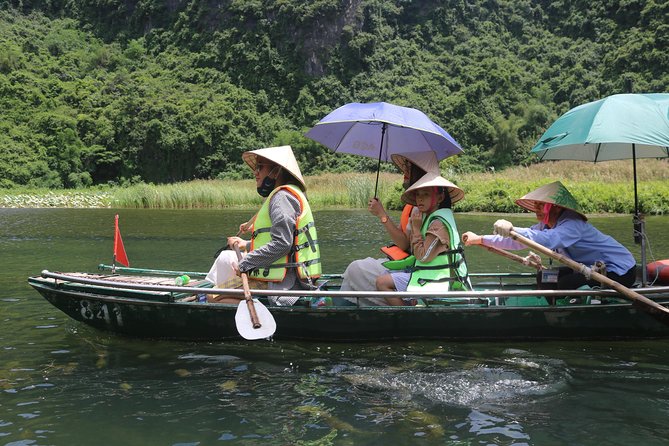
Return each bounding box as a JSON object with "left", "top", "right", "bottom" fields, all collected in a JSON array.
[
  {"left": 1, "top": 3, "right": 667, "bottom": 190},
  {"left": 2, "top": 160, "right": 668, "bottom": 215}
]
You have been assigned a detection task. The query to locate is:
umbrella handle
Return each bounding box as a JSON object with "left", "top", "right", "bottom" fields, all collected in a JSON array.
[{"left": 373, "top": 123, "right": 387, "bottom": 198}]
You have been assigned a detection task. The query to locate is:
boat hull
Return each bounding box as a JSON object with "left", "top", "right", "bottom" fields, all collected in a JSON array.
[{"left": 30, "top": 278, "right": 669, "bottom": 342}]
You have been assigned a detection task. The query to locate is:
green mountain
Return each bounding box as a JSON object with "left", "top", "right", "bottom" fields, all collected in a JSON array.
[{"left": 1, "top": 0, "right": 667, "bottom": 188}]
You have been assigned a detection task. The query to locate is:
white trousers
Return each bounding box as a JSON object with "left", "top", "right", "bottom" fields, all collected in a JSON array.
[
  {"left": 205, "top": 250, "right": 299, "bottom": 306},
  {"left": 340, "top": 257, "right": 389, "bottom": 306}
]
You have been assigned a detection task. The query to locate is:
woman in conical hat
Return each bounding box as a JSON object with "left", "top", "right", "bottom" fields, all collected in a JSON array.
[
  {"left": 206, "top": 145, "right": 321, "bottom": 305},
  {"left": 241, "top": 145, "right": 306, "bottom": 194},
  {"left": 340, "top": 151, "right": 443, "bottom": 304},
  {"left": 462, "top": 181, "right": 636, "bottom": 291},
  {"left": 392, "top": 151, "right": 441, "bottom": 190},
  {"left": 514, "top": 180, "right": 587, "bottom": 221},
  {"left": 462, "top": 181, "right": 577, "bottom": 252},
  {"left": 366, "top": 150, "right": 441, "bottom": 237},
  {"left": 376, "top": 172, "right": 470, "bottom": 304}
]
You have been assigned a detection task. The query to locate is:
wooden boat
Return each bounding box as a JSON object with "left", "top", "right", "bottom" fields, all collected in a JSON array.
[{"left": 28, "top": 265, "right": 669, "bottom": 342}]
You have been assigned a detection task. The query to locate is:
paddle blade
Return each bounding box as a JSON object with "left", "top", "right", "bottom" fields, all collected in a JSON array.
[{"left": 235, "top": 299, "right": 276, "bottom": 340}]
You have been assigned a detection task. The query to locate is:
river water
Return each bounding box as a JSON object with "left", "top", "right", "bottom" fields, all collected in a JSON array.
[{"left": 2, "top": 208, "right": 669, "bottom": 445}]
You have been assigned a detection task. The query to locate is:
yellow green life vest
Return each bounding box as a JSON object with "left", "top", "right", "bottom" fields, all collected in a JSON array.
[
  {"left": 384, "top": 208, "right": 470, "bottom": 291},
  {"left": 249, "top": 184, "right": 321, "bottom": 282}
]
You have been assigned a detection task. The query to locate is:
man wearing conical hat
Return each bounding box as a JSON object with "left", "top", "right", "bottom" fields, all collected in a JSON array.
[
  {"left": 377, "top": 171, "right": 470, "bottom": 304},
  {"left": 462, "top": 181, "right": 636, "bottom": 291},
  {"left": 340, "top": 151, "right": 443, "bottom": 302},
  {"left": 206, "top": 145, "right": 321, "bottom": 305}
]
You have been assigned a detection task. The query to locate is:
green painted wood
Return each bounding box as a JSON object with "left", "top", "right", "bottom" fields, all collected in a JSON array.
[{"left": 28, "top": 272, "right": 669, "bottom": 342}]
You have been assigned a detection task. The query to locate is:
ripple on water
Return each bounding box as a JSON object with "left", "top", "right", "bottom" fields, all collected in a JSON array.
[
  {"left": 177, "top": 353, "right": 241, "bottom": 364},
  {"left": 337, "top": 352, "right": 569, "bottom": 408},
  {"left": 465, "top": 409, "right": 530, "bottom": 440}
]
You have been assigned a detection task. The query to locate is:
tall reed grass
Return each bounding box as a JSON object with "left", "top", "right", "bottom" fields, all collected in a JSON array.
[
  {"left": 305, "top": 173, "right": 398, "bottom": 208},
  {"left": 111, "top": 180, "right": 263, "bottom": 208},
  {"left": 108, "top": 174, "right": 401, "bottom": 209},
  {"left": 450, "top": 160, "right": 669, "bottom": 215},
  {"left": 451, "top": 159, "right": 669, "bottom": 184},
  {"left": 2, "top": 159, "right": 668, "bottom": 214}
]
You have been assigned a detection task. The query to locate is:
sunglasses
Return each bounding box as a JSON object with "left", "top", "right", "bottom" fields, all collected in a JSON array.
[{"left": 256, "top": 163, "right": 281, "bottom": 175}]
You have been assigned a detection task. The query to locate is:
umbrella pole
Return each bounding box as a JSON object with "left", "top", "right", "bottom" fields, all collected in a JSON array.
[
  {"left": 640, "top": 217, "right": 647, "bottom": 286},
  {"left": 373, "top": 123, "right": 387, "bottom": 198},
  {"left": 632, "top": 144, "right": 648, "bottom": 286},
  {"left": 633, "top": 144, "right": 639, "bottom": 216}
]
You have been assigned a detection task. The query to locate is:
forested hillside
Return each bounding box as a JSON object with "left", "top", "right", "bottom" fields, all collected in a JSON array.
[{"left": 1, "top": 0, "right": 667, "bottom": 188}]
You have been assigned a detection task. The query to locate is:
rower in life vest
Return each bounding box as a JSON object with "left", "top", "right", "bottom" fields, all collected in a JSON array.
[
  {"left": 378, "top": 172, "right": 471, "bottom": 299},
  {"left": 206, "top": 145, "right": 320, "bottom": 306},
  {"left": 249, "top": 183, "right": 321, "bottom": 282}
]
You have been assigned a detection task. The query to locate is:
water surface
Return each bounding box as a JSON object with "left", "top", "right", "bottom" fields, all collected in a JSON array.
[{"left": 2, "top": 208, "right": 669, "bottom": 445}]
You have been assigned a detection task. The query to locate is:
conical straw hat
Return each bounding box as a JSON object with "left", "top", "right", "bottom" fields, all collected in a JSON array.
[
  {"left": 515, "top": 181, "right": 586, "bottom": 220},
  {"left": 242, "top": 145, "right": 306, "bottom": 191},
  {"left": 401, "top": 171, "right": 464, "bottom": 206},
  {"left": 390, "top": 151, "right": 440, "bottom": 178}
]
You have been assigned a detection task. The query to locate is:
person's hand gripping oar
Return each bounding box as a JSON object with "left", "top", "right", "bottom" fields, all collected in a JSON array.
[
  {"left": 231, "top": 241, "right": 277, "bottom": 340},
  {"left": 492, "top": 219, "right": 669, "bottom": 325},
  {"left": 213, "top": 214, "right": 257, "bottom": 259}
]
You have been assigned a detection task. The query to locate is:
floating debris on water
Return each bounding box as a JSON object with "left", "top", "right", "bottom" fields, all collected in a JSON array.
[{"left": 218, "top": 380, "right": 238, "bottom": 391}]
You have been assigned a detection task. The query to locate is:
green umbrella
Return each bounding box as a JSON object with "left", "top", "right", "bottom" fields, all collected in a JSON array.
[{"left": 530, "top": 93, "right": 669, "bottom": 285}]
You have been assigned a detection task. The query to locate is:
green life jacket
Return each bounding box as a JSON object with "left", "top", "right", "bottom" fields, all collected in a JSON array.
[
  {"left": 384, "top": 208, "right": 470, "bottom": 292},
  {"left": 249, "top": 184, "right": 322, "bottom": 282}
]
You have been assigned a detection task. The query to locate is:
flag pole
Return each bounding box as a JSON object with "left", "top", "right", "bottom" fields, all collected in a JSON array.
[
  {"left": 113, "top": 214, "right": 130, "bottom": 272},
  {"left": 112, "top": 215, "right": 119, "bottom": 274}
]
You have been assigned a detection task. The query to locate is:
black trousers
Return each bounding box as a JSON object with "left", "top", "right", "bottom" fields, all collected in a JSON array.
[{"left": 538, "top": 265, "right": 637, "bottom": 290}]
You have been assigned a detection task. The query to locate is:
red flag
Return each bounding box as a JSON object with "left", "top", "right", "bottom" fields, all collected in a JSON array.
[{"left": 114, "top": 214, "right": 130, "bottom": 267}]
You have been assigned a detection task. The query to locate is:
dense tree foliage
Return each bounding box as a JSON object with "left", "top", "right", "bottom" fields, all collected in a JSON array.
[{"left": 0, "top": 1, "right": 667, "bottom": 188}]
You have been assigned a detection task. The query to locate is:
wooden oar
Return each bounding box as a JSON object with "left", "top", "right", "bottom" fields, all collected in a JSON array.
[
  {"left": 461, "top": 233, "right": 544, "bottom": 270},
  {"left": 233, "top": 243, "right": 261, "bottom": 327},
  {"left": 508, "top": 229, "right": 669, "bottom": 324},
  {"left": 232, "top": 244, "right": 276, "bottom": 340},
  {"left": 481, "top": 244, "right": 545, "bottom": 271}
]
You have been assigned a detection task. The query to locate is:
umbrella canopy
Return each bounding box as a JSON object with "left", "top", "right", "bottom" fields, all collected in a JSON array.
[
  {"left": 305, "top": 102, "right": 463, "bottom": 161},
  {"left": 531, "top": 93, "right": 669, "bottom": 162},
  {"left": 530, "top": 93, "right": 669, "bottom": 214},
  {"left": 530, "top": 93, "right": 669, "bottom": 285},
  {"left": 305, "top": 102, "right": 463, "bottom": 196}
]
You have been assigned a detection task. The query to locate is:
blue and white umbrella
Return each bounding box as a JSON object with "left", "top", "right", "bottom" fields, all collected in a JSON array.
[{"left": 305, "top": 102, "right": 463, "bottom": 196}]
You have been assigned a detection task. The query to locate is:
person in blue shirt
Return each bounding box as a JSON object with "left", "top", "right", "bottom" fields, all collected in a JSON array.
[{"left": 463, "top": 181, "right": 637, "bottom": 290}]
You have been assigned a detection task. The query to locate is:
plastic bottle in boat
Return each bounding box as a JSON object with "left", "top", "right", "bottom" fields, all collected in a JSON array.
[
  {"left": 311, "top": 296, "right": 332, "bottom": 307},
  {"left": 175, "top": 275, "right": 190, "bottom": 286}
]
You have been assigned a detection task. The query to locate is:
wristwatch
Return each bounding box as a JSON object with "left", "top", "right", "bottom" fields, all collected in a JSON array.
[{"left": 380, "top": 215, "right": 389, "bottom": 224}]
